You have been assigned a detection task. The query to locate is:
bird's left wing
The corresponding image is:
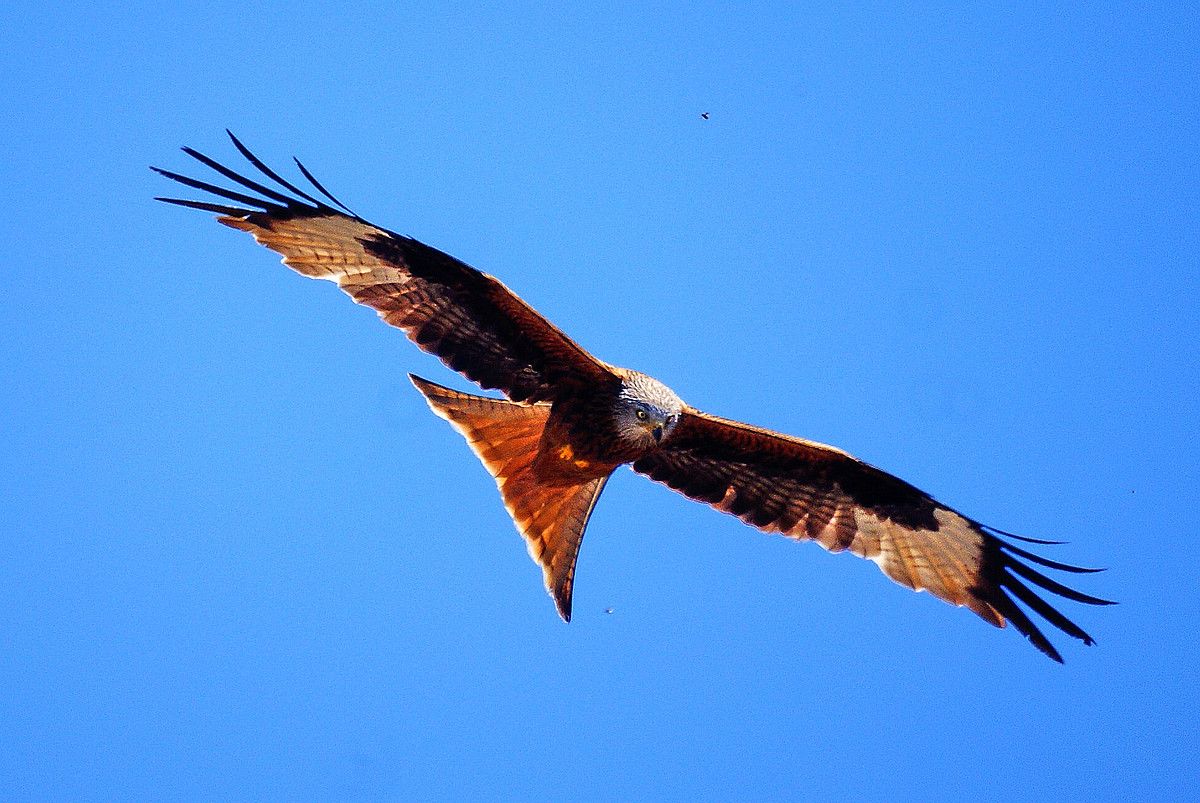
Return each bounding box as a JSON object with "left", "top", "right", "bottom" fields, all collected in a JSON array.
[
  {"left": 153, "top": 132, "right": 616, "bottom": 403},
  {"left": 633, "top": 409, "right": 1112, "bottom": 662}
]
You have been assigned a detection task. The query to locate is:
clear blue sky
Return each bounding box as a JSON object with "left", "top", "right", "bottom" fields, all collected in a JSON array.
[{"left": 2, "top": 2, "right": 1196, "bottom": 799}]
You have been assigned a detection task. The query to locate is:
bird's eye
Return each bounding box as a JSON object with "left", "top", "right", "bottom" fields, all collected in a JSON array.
[{"left": 636, "top": 409, "right": 648, "bottom": 421}]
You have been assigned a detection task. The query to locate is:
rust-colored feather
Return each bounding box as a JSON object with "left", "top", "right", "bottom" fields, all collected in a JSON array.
[{"left": 411, "top": 375, "right": 610, "bottom": 620}]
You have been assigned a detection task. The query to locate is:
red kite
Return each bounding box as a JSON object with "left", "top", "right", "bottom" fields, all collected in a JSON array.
[{"left": 155, "top": 132, "right": 1111, "bottom": 661}]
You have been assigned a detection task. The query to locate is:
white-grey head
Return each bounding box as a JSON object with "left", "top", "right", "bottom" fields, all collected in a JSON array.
[{"left": 613, "top": 371, "right": 685, "bottom": 449}]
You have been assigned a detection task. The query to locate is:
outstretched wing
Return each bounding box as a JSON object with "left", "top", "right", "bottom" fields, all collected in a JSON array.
[
  {"left": 153, "top": 131, "right": 616, "bottom": 403},
  {"left": 633, "top": 409, "right": 1113, "bottom": 662}
]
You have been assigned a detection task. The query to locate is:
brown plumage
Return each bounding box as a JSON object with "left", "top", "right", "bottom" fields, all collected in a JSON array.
[{"left": 154, "top": 132, "right": 1112, "bottom": 662}]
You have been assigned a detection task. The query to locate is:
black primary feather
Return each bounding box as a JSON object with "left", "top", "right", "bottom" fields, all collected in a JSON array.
[{"left": 152, "top": 131, "right": 355, "bottom": 221}]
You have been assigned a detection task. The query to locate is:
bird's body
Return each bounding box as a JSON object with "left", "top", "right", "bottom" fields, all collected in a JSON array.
[{"left": 155, "top": 133, "right": 1112, "bottom": 661}]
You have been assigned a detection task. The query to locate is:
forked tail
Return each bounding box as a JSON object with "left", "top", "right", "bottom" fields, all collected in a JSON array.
[{"left": 410, "top": 375, "right": 610, "bottom": 620}]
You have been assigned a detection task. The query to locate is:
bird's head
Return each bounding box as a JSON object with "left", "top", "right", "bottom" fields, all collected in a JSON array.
[{"left": 614, "top": 372, "right": 684, "bottom": 450}]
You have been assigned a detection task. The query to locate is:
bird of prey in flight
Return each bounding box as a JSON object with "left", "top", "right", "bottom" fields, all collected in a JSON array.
[{"left": 154, "top": 132, "right": 1111, "bottom": 662}]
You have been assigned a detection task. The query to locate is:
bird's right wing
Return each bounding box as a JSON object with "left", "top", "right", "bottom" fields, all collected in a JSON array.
[
  {"left": 154, "top": 131, "right": 617, "bottom": 403},
  {"left": 633, "top": 408, "right": 1113, "bottom": 662}
]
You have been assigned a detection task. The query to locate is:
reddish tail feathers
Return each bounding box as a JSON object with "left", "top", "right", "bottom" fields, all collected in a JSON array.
[{"left": 411, "top": 375, "right": 610, "bottom": 620}]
